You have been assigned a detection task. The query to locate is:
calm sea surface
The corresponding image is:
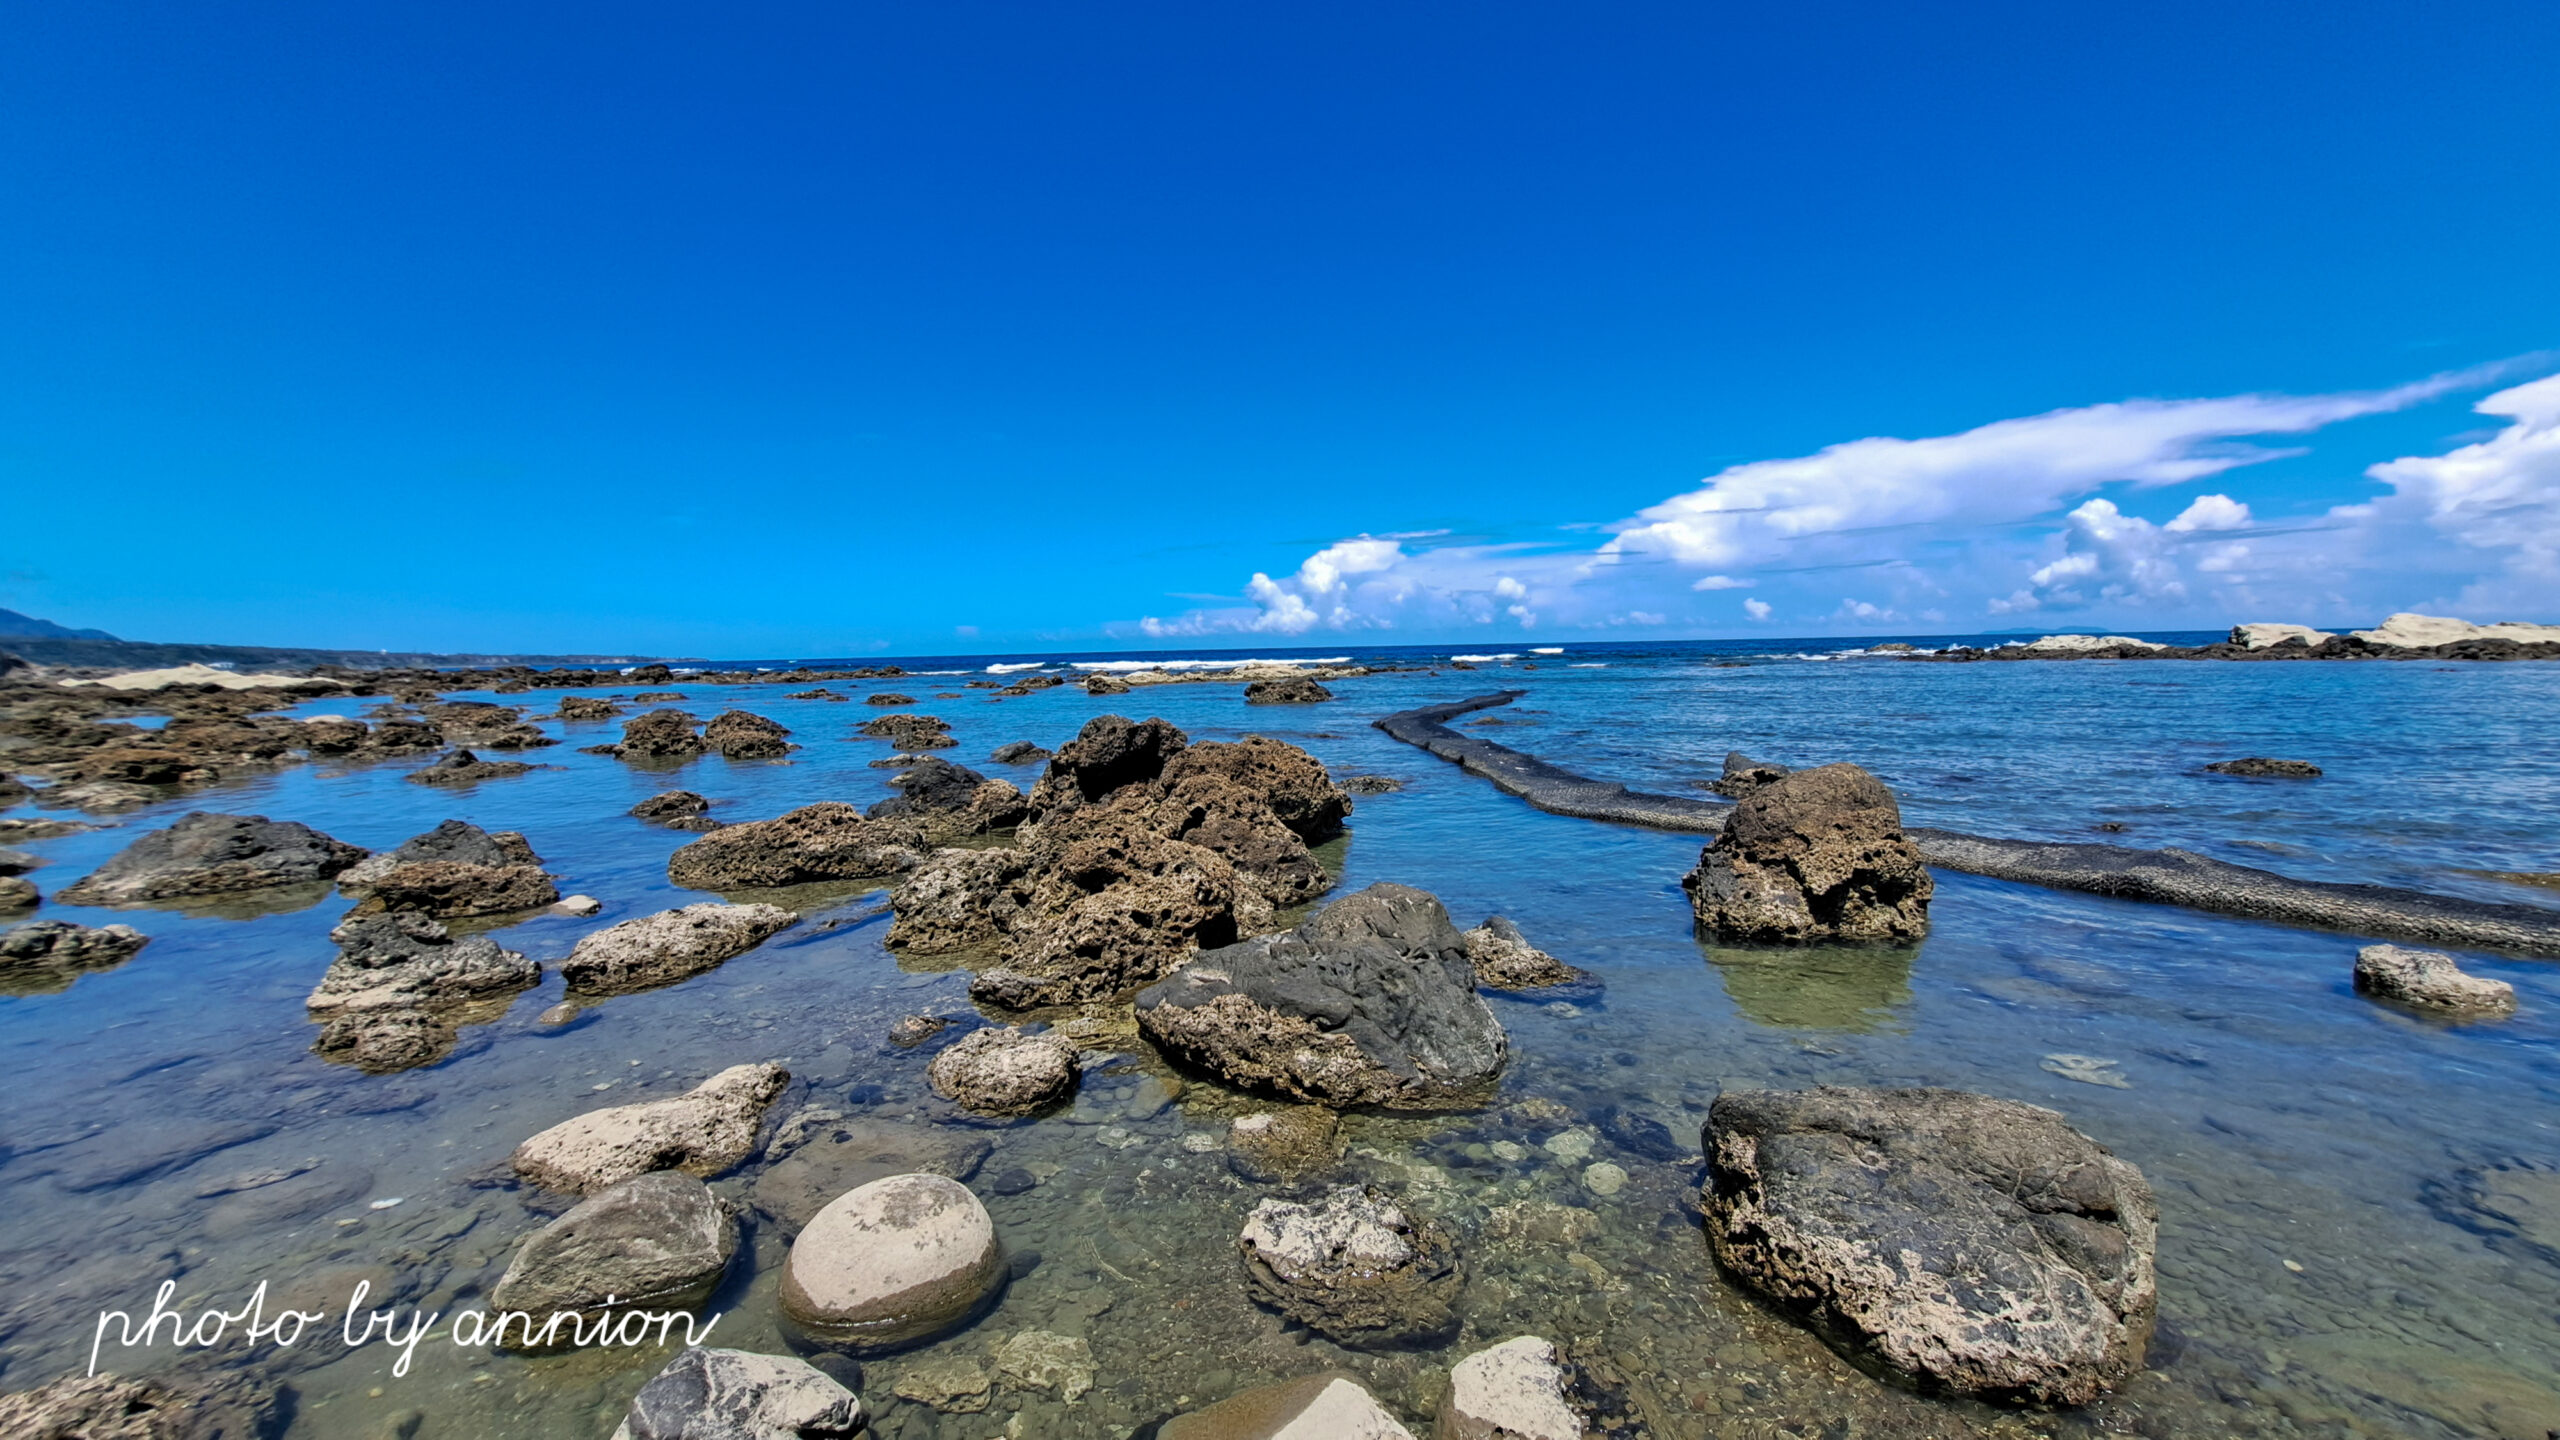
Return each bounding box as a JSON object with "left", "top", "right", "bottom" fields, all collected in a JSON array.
[{"left": 4, "top": 636, "right": 2557, "bottom": 1439}]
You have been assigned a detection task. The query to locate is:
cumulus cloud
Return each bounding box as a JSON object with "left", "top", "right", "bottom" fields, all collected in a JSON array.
[{"left": 1129, "top": 359, "right": 2556, "bottom": 638}]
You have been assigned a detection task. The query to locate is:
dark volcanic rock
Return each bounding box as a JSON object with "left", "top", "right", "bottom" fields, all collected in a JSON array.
[
  {"left": 338, "top": 819, "right": 558, "bottom": 918},
  {"left": 1024, "top": 715, "right": 1188, "bottom": 812},
  {"left": 989, "top": 741, "right": 1051, "bottom": 765},
  {"left": 866, "top": 757, "right": 1029, "bottom": 842},
  {"left": 1135, "top": 883, "right": 1508, "bottom": 1110},
  {"left": 1682, "top": 764, "right": 1932, "bottom": 943},
  {"left": 1704, "top": 1085, "right": 2158, "bottom": 1404},
  {"left": 1336, "top": 773, "right": 1403, "bottom": 795},
  {"left": 1711, "top": 751, "right": 1795, "bottom": 798},
  {"left": 704, "top": 710, "right": 793, "bottom": 760},
  {"left": 406, "top": 748, "right": 537, "bottom": 786},
  {"left": 57, "top": 811, "right": 367, "bottom": 905},
  {"left": 632, "top": 789, "right": 721, "bottom": 830},
  {"left": 1238, "top": 1184, "right": 1460, "bottom": 1346},
  {"left": 864, "top": 692, "right": 915, "bottom": 706},
  {"left": 615, "top": 709, "right": 708, "bottom": 761},
  {"left": 1082, "top": 673, "right": 1132, "bottom": 695},
  {"left": 787, "top": 687, "right": 848, "bottom": 701},
  {"left": 667, "top": 803, "right": 927, "bottom": 890},
  {"left": 614, "top": 1347, "right": 863, "bottom": 1440},
  {"left": 307, "top": 910, "right": 539, "bottom": 1072},
  {"left": 0, "top": 919, "right": 150, "bottom": 993},
  {"left": 2205, "top": 757, "right": 2322, "bottom": 778},
  {"left": 856, "top": 712, "right": 957, "bottom": 750},
  {"left": 1243, "top": 676, "right": 1335, "bottom": 705},
  {"left": 1160, "top": 736, "right": 1353, "bottom": 841},
  {"left": 556, "top": 695, "right": 620, "bottom": 721}
]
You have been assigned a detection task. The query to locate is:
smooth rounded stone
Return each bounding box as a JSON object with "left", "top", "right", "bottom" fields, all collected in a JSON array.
[
  {"left": 1440, "top": 1336, "right": 1580, "bottom": 1440},
  {"left": 666, "top": 802, "right": 927, "bottom": 889},
  {"left": 406, "top": 747, "right": 536, "bottom": 786},
  {"left": 336, "top": 819, "right": 557, "bottom": 917},
  {"left": 1581, "top": 1162, "right": 1628, "bottom": 1196},
  {"left": 1682, "top": 763, "right": 1932, "bottom": 943},
  {"left": 927, "top": 1026, "right": 1078, "bottom": 1117},
  {"left": 0, "top": 919, "right": 151, "bottom": 993},
  {"left": 0, "top": 1371, "right": 282, "bottom": 1440},
  {"left": 704, "top": 710, "right": 794, "bottom": 760},
  {"left": 2354, "top": 943, "right": 2517, "bottom": 1015},
  {"left": 56, "top": 810, "right": 368, "bottom": 905},
  {"left": 1238, "top": 1184, "right": 1460, "bottom": 1346},
  {"left": 513, "top": 1064, "right": 791, "bottom": 1195},
  {"left": 610, "top": 1347, "right": 863, "bottom": 1440},
  {"left": 1704, "top": 1085, "right": 2159, "bottom": 1405},
  {"left": 560, "top": 902, "right": 799, "bottom": 995},
  {"left": 779, "top": 1174, "right": 1004, "bottom": 1351},
  {"left": 554, "top": 893, "right": 603, "bottom": 917},
  {"left": 1460, "top": 916, "right": 1590, "bottom": 992},
  {"left": 750, "top": 1118, "right": 992, "bottom": 1230},
  {"left": 1137, "top": 883, "right": 1508, "bottom": 1111},
  {"left": 1158, "top": 1372, "right": 1416, "bottom": 1440},
  {"left": 491, "top": 1172, "right": 737, "bottom": 1329},
  {"left": 993, "top": 1328, "right": 1095, "bottom": 1400},
  {"left": 2205, "top": 756, "right": 2323, "bottom": 777},
  {"left": 1244, "top": 676, "right": 1334, "bottom": 705},
  {"left": 891, "top": 1354, "right": 991, "bottom": 1413}
]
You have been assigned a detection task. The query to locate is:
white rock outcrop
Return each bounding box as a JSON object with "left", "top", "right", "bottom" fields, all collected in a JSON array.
[
  {"left": 2017, "top": 634, "right": 2163, "bottom": 652},
  {"left": 2351, "top": 613, "right": 2560, "bottom": 647},
  {"left": 1441, "top": 1336, "right": 1580, "bottom": 1440},
  {"left": 2229, "top": 623, "right": 2333, "bottom": 649}
]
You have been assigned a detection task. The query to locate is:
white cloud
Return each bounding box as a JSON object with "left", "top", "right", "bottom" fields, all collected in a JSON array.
[{"left": 1127, "top": 360, "right": 2556, "bottom": 638}]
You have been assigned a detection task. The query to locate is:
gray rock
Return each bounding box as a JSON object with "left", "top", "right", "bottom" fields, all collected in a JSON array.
[
  {"left": 1441, "top": 1337, "right": 1589, "bottom": 1440},
  {"left": 335, "top": 819, "right": 557, "bottom": 917},
  {"left": 1682, "top": 764, "right": 1932, "bottom": 943},
  {"left": 891, "top": 1354, "right": 991, "bottom": 1413},
  {"left": 1335, "top": 774, "right": 1403, "bottom": 795},
  {"left": 1135, "top": 883, "right": 1508, "bottom": 1110},
  {"left": 927, "top": 1026, "right": 1079, "bottom": 1117},
  {"left": 989, "top": 741, "right": 1051, "bottom": 765},
  {"left": 866, "top": 757, "right": 1028, "bottom": 842},
  {"left": 992, "top": 1329, "right": 1094, "bottom": 1401},
  {"left": 632, "top": 790, "right": 720, "bottom": 830},
  {"left": 1710, "top": 751, "right": 1794, "bottom": 798},
  {"left": 0, "top": 1372, "right": 282, "bottom": 1440},
  {"left": 1460, "top": 916, "right": 1589, "bottom": 991},
  {"left": 1238, "top": 1184, "right": 1459, "bottom": 1346},
  {"left": 750, "top": 1118, "right": 990, "bottom": 1231},
  {"left": 0, "top": 919, "right": 150, "bottom": 993},
  {"left": 405, "top": 748, "right": 536, "bottom": 786},
  {"left": 612, "top": 1347, "right": 863, "bottom": 1440},
  {"left": 779, "top": 1173, "right": 1004, "bottom": 1351},
  {"left": 560, "top": 902, "right": 798, "bottom": 995},
  {"left": 1156, "top": 1372, "right": 1414, "bottom": 1439},
  {"left": 2354, "top": 943, "right": 2516, "bottom": 1015},
  {"left": 1704, "top": 1085, "right": 2158, "bottom": 1404},
  {"left": 703, "top": 710, "right": 793, "bottom": 760},
  {"left": 491, "top": 1172, "right": 736, "bottom": 1333},
  {"left": 666, "top": 803, "right": 927, "bottom": 890},
  {"left": 57, "top": 811, "right": 367, "bottom": 905},
  {"left": 2205, "top": 757, "right": 2322, "bottom": 777},
  {"left": 1226, "top": 1107, "right": 1341, "bottom": 1182},
  {"left": 306, "top": 911, "right": 539, "bottom": 1073},
  {"left": 512, "top": 1063, "right": 791, "bottom": 1195}
]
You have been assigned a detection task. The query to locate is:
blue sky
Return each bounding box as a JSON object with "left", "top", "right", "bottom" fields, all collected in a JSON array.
[{"left": 2, "top": 1, "right": 2554, "bottom": 655}]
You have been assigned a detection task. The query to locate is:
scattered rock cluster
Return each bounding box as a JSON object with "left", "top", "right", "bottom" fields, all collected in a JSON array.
[
  {"left": 306, "top": 909, "right": 540, "bottom": 1072},
  {"left": 1682, "top": 764, "right": 1932, "bottom": 943}
]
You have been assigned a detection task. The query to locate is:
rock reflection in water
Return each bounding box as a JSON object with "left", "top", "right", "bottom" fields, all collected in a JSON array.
[{"left": 1700, "top": 941, "right": 1915, "bottom": 1031}]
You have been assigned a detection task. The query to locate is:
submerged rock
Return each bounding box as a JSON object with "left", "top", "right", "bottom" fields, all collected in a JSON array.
[
  {"left": 992, "top": 1329, "right": 1095, "bottom": 1401},
  {"left": 2354, "top": 943, "right": 2517, "bottom": 1015},
  {"left": 666, "top": 803, "right": 928, "bottom": 890},
  {"left": 887, "top": 1014, "right": 949, "bottom": 1048},
  {"left": 1682, "top": 764, "right": 1931, "bottom": 943},
  {"left": 1244, "top": 676, "right": 1334, "bottom": 705},
  {"left": 2205, "top": 757, "right": 2323, "bottom": 778},
  {"left": 1156, "top": 1373, "right": 1414, "bottom": 1440},
  {"left": 561, "top": 902, "right": 798, "bottom": 995},
  {"left": 492, "top": 1172, "right": 738, "bottom": 1333},
  {"left": 632, "top": 789, "right": 720, "bottom": 830},
  {"left": 406, "top": 748, "right": 537, "bottom": 786},
  {"left": 779, "top": 1173, "right": 1004, "bottom": 1351},
  {"left": 337, "top": 818, "right": 558, "bottom": 918},
  {"left": 1238, "top": 1184, "right": 1460, "bottom": 1346},
  {"left": 926, "top": 1026, "right": 1078, "bottom": 1117},
  {"left": 58, "top": 811, "right": 367, "bottom": 905},
  {"left": 513, "top": 1063, "right": 791, "bottom": 1195},
  {"left": 0, "top": 1372, "right": 282, "bottom": 1440},
  {"left": 0, "top": 919, "right": 150, "bottom": 993},
  {"left": 1461, "top": 916, "right": 1588, "bottom": 991},
  {"left": 611, "top": 1347, "right": 863, "bottom": 1440},
  {"left": 750, "top": 1117, "right": 991, "bottom": 1231},
  {"left": 1703, "top": 1085, "right": 2158, "bottom": 1404},
  {"left": 306, "top": 910, "right": 540, "bottom": 1073},
  {"left": 704, "top": 710, "right": 793, "bottom": 760},
  {"left": 1336, "top": 773, "right": 1403, "bottom": 795},
  {"left": 1441, "top": 1335, "right": 1641, "bottom": 1440},
  {"left": 1227, "top": 1107, "right": 1343, "bottom": 1182},
  {"left": 1136, "top": 883, "right": 1508, "bottom": 1110}
]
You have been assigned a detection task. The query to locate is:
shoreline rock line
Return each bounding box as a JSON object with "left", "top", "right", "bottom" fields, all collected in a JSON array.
[{"left": 1378, "top": 692, "right": 2560, "bottom": 957}]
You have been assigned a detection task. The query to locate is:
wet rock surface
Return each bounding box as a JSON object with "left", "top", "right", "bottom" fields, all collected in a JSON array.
[
  {"left": 865, "top": 756, "right": 1028, "bottom": 842},
  {"left": 1711, "top": 751, "right": 1795, "bottom": 798},
  {"left": 1684, "top": 764, "right": 1932, "bottom": 944},
  {"left": 1244, "top": 676, "right": 1334, "bottom": 705},
  {"left": 58, "top": 810, "right": 368, "bottom": 905},
  {"left": 337, "top": 819, "right": 558, "bottom": 917},
  {"left": 1156, "top": 1372, "right": 1415, "bottom": 1439},
  {"left": 857, "top": 712, "right": 957, "bottom": 750},
  {"left": 780, "top": 1173, "right": 1004, "bottom": 1351},
  {"left": 2206, "top": 757, "right": 2323, "bottom": 778},
  {"left": 1136, "top": 883, "right": 1508, "bottom": 1110},
  {"left": 750, "top": 1114, "right": 991, "bottom": 1230},
  {"left": 0, "top": 1371, "right": 282, "bottom": 1440},
  {"left": 613, "top": 709, "right": 709, "bottom": 762},
  {"left": 704, "top": 709, "right": 793, "bottom": 760},
  {"left": 1226, "top": 1106, "right": 1343, "bottom": 1182},
  {"left": 2354, "top": 943, "right": 2517, "bottom": 1015},
  {"left": 1441, "top": 1335, "right": 1641, "bottom": 1440},
  {"left": 1704, "top": 1085, "right": 2159, "bottom": 1404},
  {"left": 1336, "top": 773, "right": 1402, "bottom": 794},
  {"left": 988, "top": 740, "right": 1051, "bottom": 765},
  {"left": 1238, "top": 1184, "right": 1461, "bottom": 1346},
  {"left": 611, "top": 1347, "right": 864, "bottom": 1440},
  {"left": 560, "top": 902, "right": 799, "bottom": 996},
  {"left": 632, "top": 789, "right": 720, "bottom": 830},
  {"left": 306, "top": 910, "right": 540, "bottom": 1072},
  {"left": 512, "top": 1063, "right": 791, "bottom": 1194},
  {"left": 1461, "top": 916, "right": 1589, "bottom": 991},
  {"left": 0, "top": 919, "right": 150, "bottom": 992},
  {"left": 405, "top": 747, "right": 538, "bottom": 786},
  {"left": 926, "top": 1025, "right": 1079, "bottom": 1116},
  {"left": 666, "top": 803, "right": 927, "bottom": 890},
  {"left": 491, "top": 1171, "right": 738, "bottom": 1328}
]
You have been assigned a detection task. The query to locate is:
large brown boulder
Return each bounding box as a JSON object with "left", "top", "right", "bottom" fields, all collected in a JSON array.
[
  {"left": 1682, "top": 763, "right": 1930, "bottom": 942},
  {"left": 1023, "top": 714, "right": 1188, "bottom": 814},
  {"left": 337, "top": 818, "right": 558, "bottom": 918},
  {"left": 667, "top": 803, "right": 928, "bottom": 890},
  {"left": 1161, "top": 736, "right": 1353, "bottom": 840},
  {"left": 1704, "top": 1086, "right": 2157, "bottom": 1405},
  {"left": 704, "top": 710, "right": 793, "bottom": 760},
  {"left": 615, "top": 708, "right": 708, "bottom": 761}
]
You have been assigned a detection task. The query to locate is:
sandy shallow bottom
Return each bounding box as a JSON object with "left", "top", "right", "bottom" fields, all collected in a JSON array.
[{"left": 3, "top": 655, "right": 2557, "bottom": 1438}]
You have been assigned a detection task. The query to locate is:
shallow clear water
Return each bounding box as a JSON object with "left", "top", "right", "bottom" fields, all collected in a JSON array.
[{"left": 4, "top": 644, "right": 2558, "bottom": 1439}]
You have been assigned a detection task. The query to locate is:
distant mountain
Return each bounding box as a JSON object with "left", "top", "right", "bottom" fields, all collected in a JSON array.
[{"left": 0, "top": 608, "right": 119, "bottom": 641}]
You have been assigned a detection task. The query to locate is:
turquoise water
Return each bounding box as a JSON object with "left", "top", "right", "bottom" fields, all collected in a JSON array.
[{"left": 3, "top": 643, "right": 2557, "bottom": 1438}]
